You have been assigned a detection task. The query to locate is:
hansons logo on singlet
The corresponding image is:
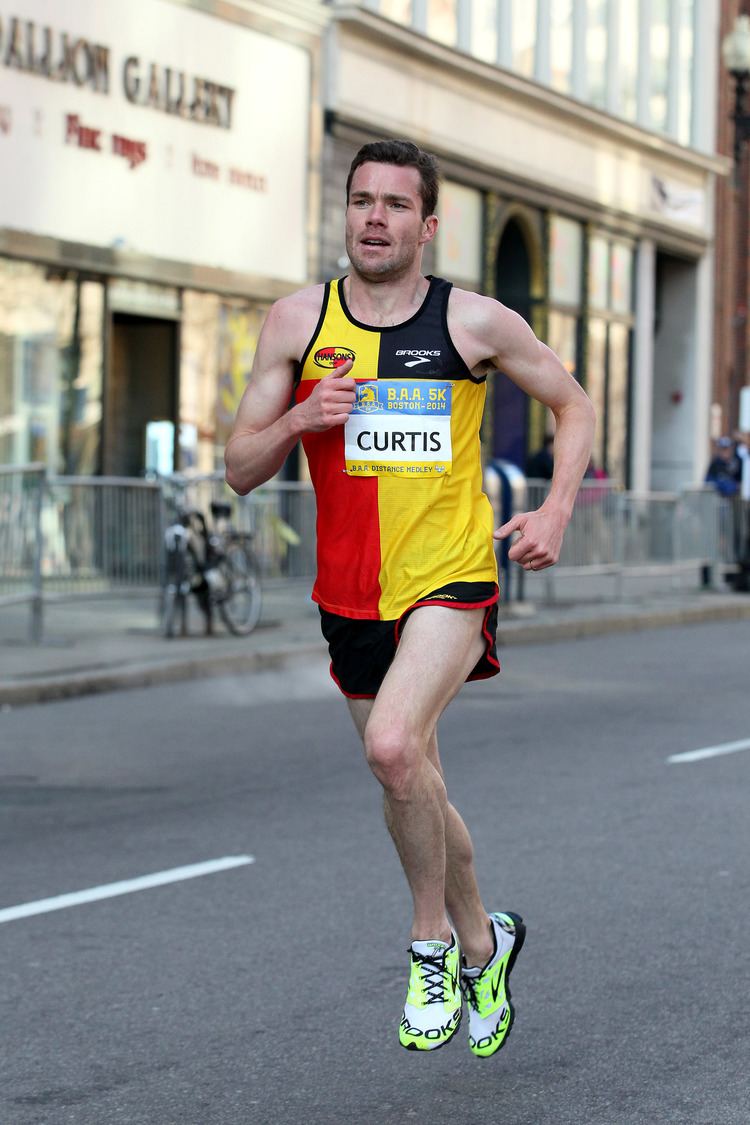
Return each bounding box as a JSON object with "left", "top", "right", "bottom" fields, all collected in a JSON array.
[
  {"left": 314, "top": 346, "right": 356, "bottom": 369},
  {"left": 344, "top": 380, "right": 452, "bottom": 477}
]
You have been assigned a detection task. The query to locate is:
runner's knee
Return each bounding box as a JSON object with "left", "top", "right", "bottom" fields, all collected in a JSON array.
[{"left": 364, "top": 723, "right": 422, "bottom": 796}]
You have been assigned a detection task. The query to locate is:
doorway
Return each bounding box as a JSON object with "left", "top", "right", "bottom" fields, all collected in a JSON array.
[
  {"left": 494, "top": 219, "right": 533, "bottom": 469},
  {"left": 104, "top": 314, "right": 178, "bottom": 476},
  {"left": 651, "top": 252, "right": 698, "bottom": 490}
]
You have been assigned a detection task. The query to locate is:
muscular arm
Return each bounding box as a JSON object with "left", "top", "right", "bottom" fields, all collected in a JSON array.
[
  {"left": 450, "top": 290, "right": 596, "bottom": 569},
  {"left": 224, "top": 292, "right": 356, "bottom": 495}
]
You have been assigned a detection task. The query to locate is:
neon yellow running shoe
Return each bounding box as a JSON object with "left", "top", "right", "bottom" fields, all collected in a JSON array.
[
  {"left": 398, "top": 933, "right": 462, "bottom": 1051},
  {"left": 461, "top": 912, "right": 526, "bottom": 1058}
]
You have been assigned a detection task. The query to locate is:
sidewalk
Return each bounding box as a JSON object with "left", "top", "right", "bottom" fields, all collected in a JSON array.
[{"left": 1, "top": 578, "right": 750, "bottom": 707}]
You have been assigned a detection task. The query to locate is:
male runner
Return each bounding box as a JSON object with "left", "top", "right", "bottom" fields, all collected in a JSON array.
[{"left": 225, "top": 140, "right": 595, "bottom": 1057}]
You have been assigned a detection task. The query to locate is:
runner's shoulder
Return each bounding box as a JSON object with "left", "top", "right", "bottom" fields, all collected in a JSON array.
[
  {"left": 265, "top": 284, "right": 326, "bottom": 355},
  {"left": 274, "top": 283, "right": 326, "bottom": 318},
  {"left": 446, "top": 287, "right": 517, "bottom": 367},
  {"left": 447, "top": 286, "right": 507, "bottom": 331}
]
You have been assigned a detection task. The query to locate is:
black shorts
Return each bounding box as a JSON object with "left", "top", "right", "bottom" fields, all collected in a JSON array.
[{"left": 319, "top": 582, "right": 500, "bottom": 699}]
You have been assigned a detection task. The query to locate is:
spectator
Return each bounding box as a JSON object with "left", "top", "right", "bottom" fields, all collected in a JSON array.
[
  {"left": 584, "top": 456, "right": 607, "bottom": 481},
  {"left": 705, "top": 437, "right": 740, "bottom": 498},
  {"left": 526, "top": 434, "right": 554, "bottom": 480}
]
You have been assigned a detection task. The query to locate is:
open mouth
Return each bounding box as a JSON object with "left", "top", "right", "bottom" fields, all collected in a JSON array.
[{"left": 361, "top": 238, "right": 389, "bottom": 247}]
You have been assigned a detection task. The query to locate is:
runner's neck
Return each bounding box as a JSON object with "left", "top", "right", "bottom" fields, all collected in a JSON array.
[{"left": 343, "top": 273, "right": 431, "bottom": 328}]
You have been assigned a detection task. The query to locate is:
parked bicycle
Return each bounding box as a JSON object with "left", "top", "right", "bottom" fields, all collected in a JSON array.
[{"left": 161, "top": 497, "right": 262, "bottom": 638}]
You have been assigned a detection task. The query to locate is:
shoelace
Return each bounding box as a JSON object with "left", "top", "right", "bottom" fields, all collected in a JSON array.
[
  {"left": 460, "top": 973, "right": 479, "bottom": 1009},
  {"left": 411, "top": 951, "right": 450, "bottom": 1005}
]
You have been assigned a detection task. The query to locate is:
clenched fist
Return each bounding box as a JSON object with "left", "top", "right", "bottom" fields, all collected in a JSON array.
[{"left": 297, "top": 358, "right": 357, "bottom": 432}]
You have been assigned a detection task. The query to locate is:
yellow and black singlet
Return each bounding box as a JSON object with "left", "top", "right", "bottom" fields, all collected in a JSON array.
[{"left": 294, "top": 276, "right": 498, "bottom": 621}]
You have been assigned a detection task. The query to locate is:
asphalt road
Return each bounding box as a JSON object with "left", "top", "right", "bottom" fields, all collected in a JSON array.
[{"left": 1, "top": 621, "right": 749, "bottom": 1125}]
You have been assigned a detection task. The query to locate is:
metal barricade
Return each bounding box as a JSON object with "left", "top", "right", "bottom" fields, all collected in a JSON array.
[
  {"left": 515, "top": 478, "right": 619, "bottom": 601},
  {"left": 43, "top": 476, "right": 163, "bottom": 593},
  {"left": 618, "top": 492, "right": 678, "bottom": 565},
  {"left": 511, "top": 480, "right": 724, "bottom": 603},
  {"left": 3, "top": 465, "right": 746, "bottom": 642},
  {"left": 0, "top": 464, "right": 45, "bottom": 641},
  {"left": 555, "top": 479, "right": 618, "bottom": 568}
]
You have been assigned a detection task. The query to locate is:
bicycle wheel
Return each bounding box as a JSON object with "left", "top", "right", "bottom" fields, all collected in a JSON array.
[{"left": 217, "top": 541, "right": 262, "bottom": 636}]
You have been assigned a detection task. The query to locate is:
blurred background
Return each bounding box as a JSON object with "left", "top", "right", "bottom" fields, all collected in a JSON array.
[
  {"left": 4, "top": 0, "right": 750, "bottom": 627},
  {"left": 2, "top": 0, "right": 749, "bottom": 484}
]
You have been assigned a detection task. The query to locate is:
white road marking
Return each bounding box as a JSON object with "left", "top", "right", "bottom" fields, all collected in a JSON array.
[
  {"left": 667, "top": 738, "right": 750, "bottom": 765},
  {"left": 0, "top": 855, "right": 255, "bottom": 925}
]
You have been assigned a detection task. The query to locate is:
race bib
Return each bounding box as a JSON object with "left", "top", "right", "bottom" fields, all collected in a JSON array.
[{"left": 344, "top": 380, "right": 453, "bottom": 477}]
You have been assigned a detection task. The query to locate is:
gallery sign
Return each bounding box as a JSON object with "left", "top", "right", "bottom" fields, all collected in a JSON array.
[
  {"left": 0, "top": 13, "right": 235, "bottom": 128},
  {"left": 0, "top": 0, "right": 310, "bottom": 281}
]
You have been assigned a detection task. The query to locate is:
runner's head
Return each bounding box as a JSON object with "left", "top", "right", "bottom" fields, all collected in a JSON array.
[
  {"left": 346, "top": 140, "right": 440, "bottom": 220},
  {"left": 345, "top": 141, "right": 440, "bottom": 281}
]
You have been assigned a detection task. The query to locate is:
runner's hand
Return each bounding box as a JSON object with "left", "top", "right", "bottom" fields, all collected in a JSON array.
[
  {"left": 494, "top": 508, "right": 567, "bottom": 571},
  {"left": 297, "top": 359, "right": 356, "bottom": 431}
]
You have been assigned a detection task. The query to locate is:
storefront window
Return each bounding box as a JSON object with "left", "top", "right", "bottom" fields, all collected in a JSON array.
[
  {"left": 180, "top": 291, "right": 269, "bottom": 473},
  {"left": 611, "top": 242, "right": 633, "bottom": 314},
  {"left": 607, "top": 322, "right": 630, "bottom": 484},
  {"left": 587, "top": 318, "right": 607, "bottom": 472},
  {"left": 436, "top": 181, "right": 483, "bottom": 289},
  {"left": 585, "top": 235, "right": 635, "bottom": 484},
  {"left": 546, "top": 216, "right": 583, "bottom": 467},
  {"left": 0, "top": 259, "right": 103, "bottom": 473},
  {"left": 547, "top": 311, "right": 578, "bottom": 381},
  {"left": 549, "top": 216, "right": 583, "bottom": 307},
  {"left": 180, "top": 291, "right": 222, "bottom": 473},
  {"left": 589, "top": 235, "right": 609, "bottom": 311},
  {"left": 216, "top": 302, "right": 269, "bottom": 470}
]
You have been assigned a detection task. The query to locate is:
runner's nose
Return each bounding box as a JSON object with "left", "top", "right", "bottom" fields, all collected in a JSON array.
[{"left": 367, "top": 200, "right": 387, "bottom": 225}]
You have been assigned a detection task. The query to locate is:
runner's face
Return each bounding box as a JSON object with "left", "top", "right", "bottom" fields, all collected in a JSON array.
[{"left": 345, "top": 163, "right": 436, "bottom": 281}]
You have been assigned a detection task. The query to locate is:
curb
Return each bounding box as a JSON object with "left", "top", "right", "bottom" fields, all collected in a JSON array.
[
  {"left": 1, "top": 599, "right": 749, "bottom": 707},
  {"left": 496, "top": 598, "right": 750, "bottom": 645},
  {"left": 0, "top": 642, "right": 325, "bottom": 708}
]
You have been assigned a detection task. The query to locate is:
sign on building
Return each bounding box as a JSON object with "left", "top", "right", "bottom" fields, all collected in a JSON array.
[{"left": 0, "top": 0, "right": 310, "bottom": 282}]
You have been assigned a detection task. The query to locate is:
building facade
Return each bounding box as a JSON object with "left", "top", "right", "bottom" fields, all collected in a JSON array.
[
  {"left": 322, "top": 0, "right": 724, "bottom": 489},
  {"left": 0, "top": 0, "right": 324, "bottom": 476},
  {"left": 1, "top": 0, "right": 725, "bottom": 490}
]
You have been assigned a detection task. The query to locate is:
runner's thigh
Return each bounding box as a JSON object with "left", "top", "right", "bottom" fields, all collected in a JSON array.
[
  {"left": 368, "top": 606, "right": 486, "bottom": 739},
  {"left": 348, "top": 697, "right": 373, "bottom": 741}
]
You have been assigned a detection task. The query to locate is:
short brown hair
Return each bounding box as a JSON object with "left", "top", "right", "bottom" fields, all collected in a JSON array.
[{"left": 346, "top": 140, "right": 440, "bottom": 220}]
